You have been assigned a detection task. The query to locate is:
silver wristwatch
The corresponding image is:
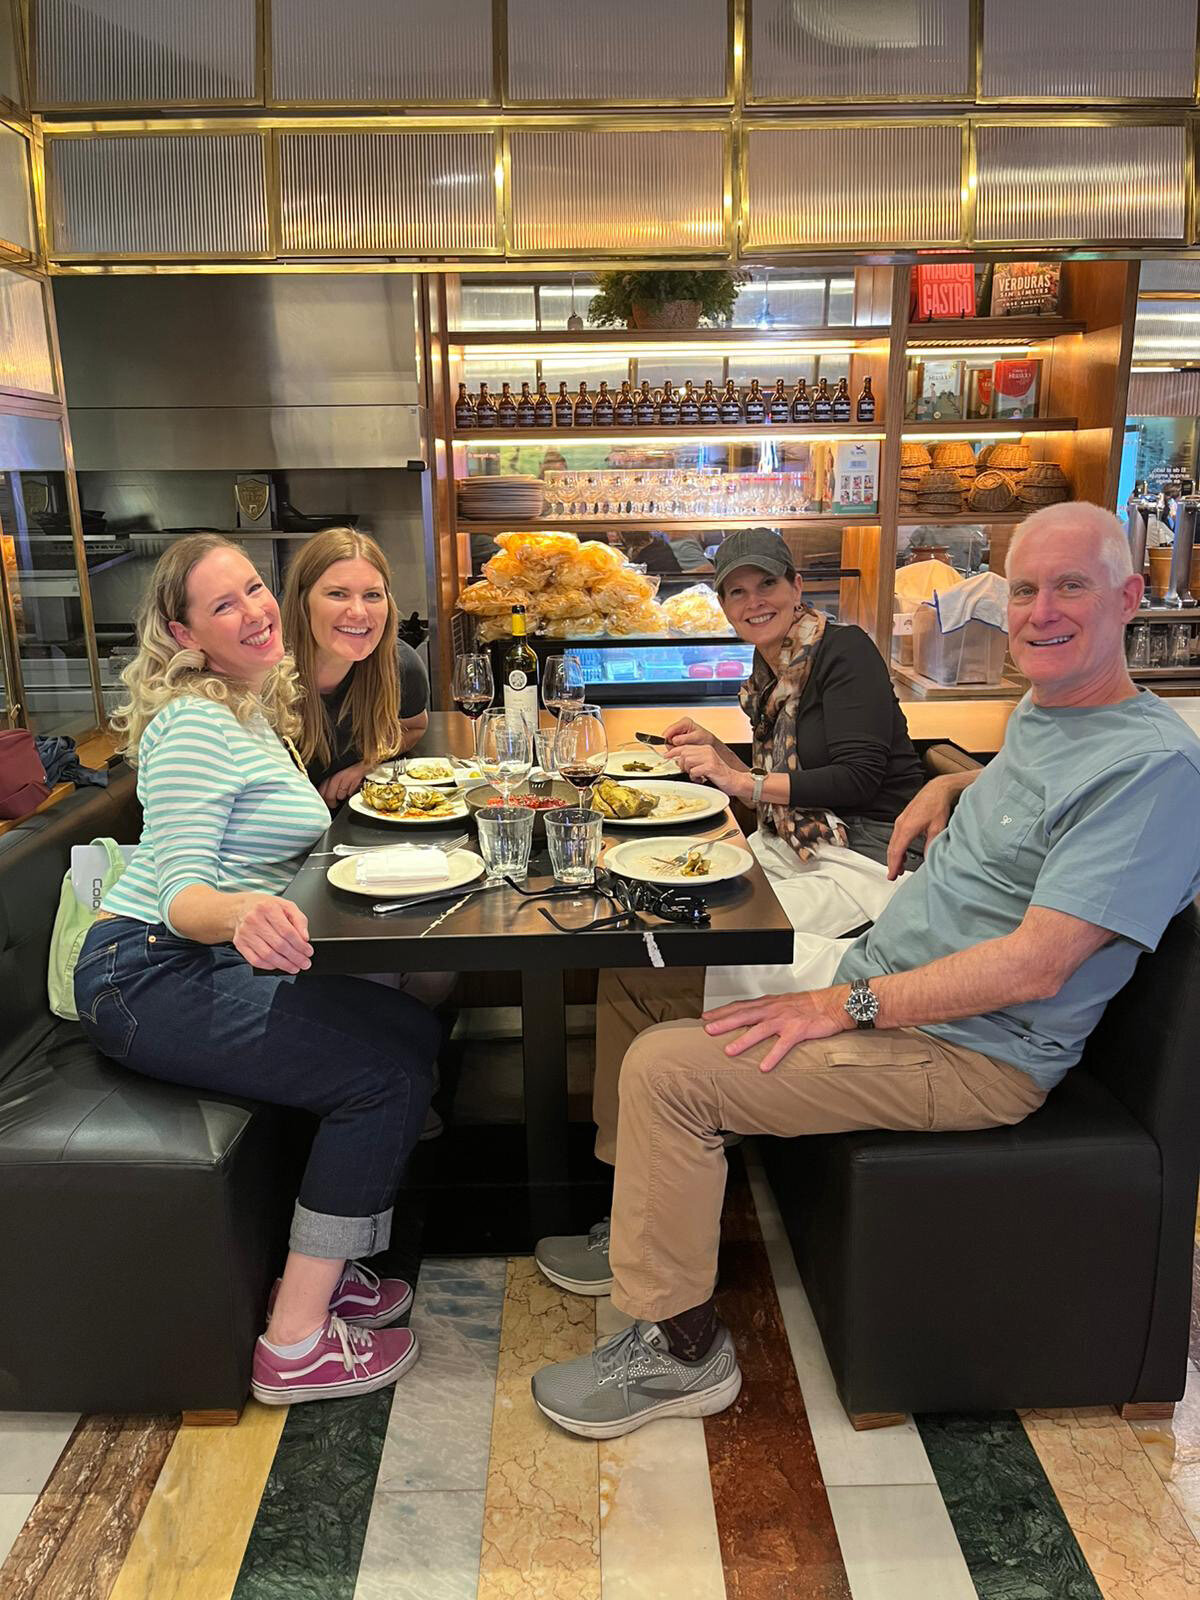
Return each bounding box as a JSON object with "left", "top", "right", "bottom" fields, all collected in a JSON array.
[
  {"left": 751, "top": 767, "right": 768, "bottom": 806},
  {"left": 845, "top": 978, "right": 879, "bottom": 1030}
]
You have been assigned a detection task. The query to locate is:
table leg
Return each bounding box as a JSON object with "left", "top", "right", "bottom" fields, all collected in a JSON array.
[{"left": 521, "top": 967, "right": 570, "bottom": 1185}]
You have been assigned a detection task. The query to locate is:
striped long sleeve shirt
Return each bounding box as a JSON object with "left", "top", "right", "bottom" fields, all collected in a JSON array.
[{"left": 104, "top": 695, "right": 330, "bottom": 932}]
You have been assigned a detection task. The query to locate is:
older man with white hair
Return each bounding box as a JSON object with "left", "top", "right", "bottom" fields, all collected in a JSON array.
[{"left": 531, "top": 501, "right": 1200, "bottom": 1441}]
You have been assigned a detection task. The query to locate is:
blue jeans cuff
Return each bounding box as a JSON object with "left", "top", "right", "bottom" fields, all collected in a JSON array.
[{"left": 289, "top": 1201, "right": 393, "bottom": 1259}]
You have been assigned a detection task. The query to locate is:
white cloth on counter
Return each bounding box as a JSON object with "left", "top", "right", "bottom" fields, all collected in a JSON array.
[
  {"left": 930, "top": 570, "right": 1009, "bottom": 634},
  {"left": 701, "top": 828, "right": 907, "bottom": 1011},
  {"left": 355, "top": 845, "right": 449, "bottom": 886}
]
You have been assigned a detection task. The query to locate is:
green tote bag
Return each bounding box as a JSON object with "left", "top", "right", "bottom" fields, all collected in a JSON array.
[{"left": 47, "top": 836, "right": 130, "bottom": 1021}]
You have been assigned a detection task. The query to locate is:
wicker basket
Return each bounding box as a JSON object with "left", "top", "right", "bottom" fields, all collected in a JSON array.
[
  {"left": 1023, "top": 461, "right": 1069, "bottom": 487},
  {"left": 931, "top": 441, "right": 977, "bottom": 470},
  {"left": 916, "top": 468, "right": 965, "bottom": 511},
  {"left": 967, "top": 470, "right": 1016, "bottom": 512},
  {"left": 900, "top": 442, "right": 933, "bottom": 467},
  {"left": 988, "top": 442, "right": 1032, "bottom": 472}
]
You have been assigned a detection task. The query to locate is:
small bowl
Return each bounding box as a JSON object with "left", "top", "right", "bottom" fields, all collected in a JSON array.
[{"left": 463, "top": 779, "right": 577, "bottom": 837}]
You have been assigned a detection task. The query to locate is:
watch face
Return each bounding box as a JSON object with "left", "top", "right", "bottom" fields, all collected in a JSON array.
[{"left": 847, "top": 983, "right": 879, "bottom": 1022}]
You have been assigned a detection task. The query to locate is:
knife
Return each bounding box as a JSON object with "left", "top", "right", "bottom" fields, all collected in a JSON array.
[
  {"left": 635, "top": 730, "right": 668, "bottom": 747},
  {"left": 372, "top": 882, "right": 492, "bottom": 916}
]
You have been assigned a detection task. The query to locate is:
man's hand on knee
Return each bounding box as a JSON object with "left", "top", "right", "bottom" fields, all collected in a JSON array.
[{"left": 702, "top": 988, "right": 849, "bottom": 1073}]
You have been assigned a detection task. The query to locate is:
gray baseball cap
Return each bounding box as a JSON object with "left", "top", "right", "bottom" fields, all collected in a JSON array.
[{"left": 713, "top": 527, "right": 795, "bottom": 591}]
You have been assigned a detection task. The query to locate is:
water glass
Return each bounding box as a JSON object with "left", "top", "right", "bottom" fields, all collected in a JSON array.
[
  {"left": 545, "top": 807, "right": 604, "bottom": 887},
  {"left": 534, "top": 727, "right": 558, "bottom": 774},
  {"left": 476, "top": 707, "right": 533, "bottom": 801},
  {"left": 475, "top": 804, "right": 535, "bottom": 884}
]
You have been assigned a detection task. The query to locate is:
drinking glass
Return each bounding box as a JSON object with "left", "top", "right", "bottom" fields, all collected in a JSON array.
[
  {"left": 1126, "top": 624, "right": 1149, "bottom": 668},
  {"left": 534, "top": 727, "right": 559, "bottom": 775},
  {"left": 543, "top": 653, "right": 585, "bottom": 718},
  {"left": 452, "top": 653, "right": 494, "bottom": 725},
  {"left": 476, "top": 708, "right": 533, "bottom": 802},
  {"left": 545, "top": 807, "right": 604, "bottom": 887},
  {"left": 553, "top": 703, "right": 608, "bottom": 803},
  {"left": 475, "top": 804, "right": 535, "bottom": 884}
]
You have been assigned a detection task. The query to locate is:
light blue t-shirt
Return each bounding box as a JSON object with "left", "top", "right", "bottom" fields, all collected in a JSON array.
[{"left": 836, "top": 691, "right": 1200, "bottom": 1089}]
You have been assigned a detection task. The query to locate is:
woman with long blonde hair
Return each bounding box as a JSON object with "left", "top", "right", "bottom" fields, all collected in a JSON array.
[
  {"left": 282, "top": 528, "right": 428, "bottom": 806},
  {"left": 76, "top": 534, "right": 439, "bottom": 1406}
]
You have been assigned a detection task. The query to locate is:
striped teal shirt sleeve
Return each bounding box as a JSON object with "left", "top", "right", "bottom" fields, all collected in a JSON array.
[{"left": 139, "top": 701, "right": 243, "bottom": 931}]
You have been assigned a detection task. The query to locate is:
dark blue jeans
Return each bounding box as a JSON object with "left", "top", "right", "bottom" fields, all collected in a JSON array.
[{"left": 74, "top": 917, "right": 438, "bottom": 1259}]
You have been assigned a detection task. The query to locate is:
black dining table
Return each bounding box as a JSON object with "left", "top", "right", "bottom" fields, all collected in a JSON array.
[{"left": 283, "top": 712, "right": 793, "bottom": 1232}]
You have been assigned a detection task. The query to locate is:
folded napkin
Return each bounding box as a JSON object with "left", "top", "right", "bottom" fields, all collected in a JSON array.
[
  {"left": 930, "top": 570, "right": 1009, "bottom": 634},
  {"left": 355, "top": 846, "right": 450, "bottom": 887}
]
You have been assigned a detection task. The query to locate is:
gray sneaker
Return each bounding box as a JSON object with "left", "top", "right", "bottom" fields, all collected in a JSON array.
[
  {"left": 534, "top": 1217, "right": 613, "bottom": 1296},
  {"left": 532, "top": 1318, "right": 741, "bottom": 1439}
]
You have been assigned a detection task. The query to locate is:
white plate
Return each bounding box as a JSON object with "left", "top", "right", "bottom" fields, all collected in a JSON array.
[
  {"left": 605, "top": 835, "right": 753, "bottom": 886},
  {"left": 327, "top": 848, "right": 484, "bottom": 898},
  {"left": 349, "top": 791, "right": 470, "bottom": 826},
  {"left": 596, "top": 779, "right": 729, "bottom": 827},
  {"left": 605, "top": 749, "right": 680, "bottom": 779},
  {"left": 368, "top": 759, "right": 481, "bottom": 788}
]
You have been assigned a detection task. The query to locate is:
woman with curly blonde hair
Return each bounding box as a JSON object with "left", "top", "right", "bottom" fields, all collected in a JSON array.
[
  {"left": 76, "top": 534, "right": 439, "bottom": 1406},
  {"left": 282, "top": 527, "right": 428, "bottom": 807}
]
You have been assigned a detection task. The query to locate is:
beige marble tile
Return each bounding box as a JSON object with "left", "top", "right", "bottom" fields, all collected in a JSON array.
[
  {"left": 0, "top": 1494, "right": 35, "bottom": 1569},
  {"left": 1022, "top": 1406, "right": 1200, "bottom": 1600},
  {"left": 0, "top": 1414, "right": 78, "bottom": 1496},
  {"left": 1127, "top": 1361, "right": 1200, "bottom": 1483},
  {"left": 825, "top": 1486, "right": 977, "bottom": 1600},
  {"left": 600, "top": 1419, "right": 725, "bottom": 1600},
  {"left": 478, "top": 1257, "right": 601, "bottom": 1600}
]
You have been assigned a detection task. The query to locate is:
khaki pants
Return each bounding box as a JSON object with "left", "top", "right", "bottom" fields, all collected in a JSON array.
[{"left": 598, "top": 965, "right": 1047, "bottom": 1324}]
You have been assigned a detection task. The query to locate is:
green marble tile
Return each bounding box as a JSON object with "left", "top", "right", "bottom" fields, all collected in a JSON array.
[{"left": 916, "top": 1412, "right": 1101, "bottom": 1600}]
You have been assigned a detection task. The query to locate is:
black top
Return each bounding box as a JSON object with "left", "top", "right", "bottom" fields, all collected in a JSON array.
[
  {"left": 632, "top": 538, "right": 683, "bottom": 575},
  {"left": 307, "top": 640, "right": 430, "bottom": 789},
  {"left": 763, "top": 624, "right": 924, "bottom": 824}
]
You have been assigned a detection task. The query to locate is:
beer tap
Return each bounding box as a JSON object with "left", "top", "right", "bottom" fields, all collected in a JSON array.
[
  {"left": 1126, "top": 481, "right": 1152, "bottom": 609},
  {"left": 1168, "top": 479, "right": 1198, "bottom": 609}
]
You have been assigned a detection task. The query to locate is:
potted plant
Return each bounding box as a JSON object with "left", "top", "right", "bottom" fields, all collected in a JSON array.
[{"left": 586, "top": 270, "right": 745, "bottom": 331}]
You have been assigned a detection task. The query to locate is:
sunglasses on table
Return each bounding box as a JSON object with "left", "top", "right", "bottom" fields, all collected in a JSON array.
[{"left": 503, "top": 867, "right": 711, "bottom": 932}]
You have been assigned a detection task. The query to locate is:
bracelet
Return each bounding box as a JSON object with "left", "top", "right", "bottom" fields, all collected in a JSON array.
[{"left": 751, "top": 769, "right": 767, "bottom": 807}]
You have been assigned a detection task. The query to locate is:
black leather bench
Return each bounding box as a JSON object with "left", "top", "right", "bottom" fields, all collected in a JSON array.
[
  {"left": 762, "top": 903, "right": 1200, "bottom": 1422},
  {"left": 0, "top": 772, "right": 297, "bottom": 1415}
]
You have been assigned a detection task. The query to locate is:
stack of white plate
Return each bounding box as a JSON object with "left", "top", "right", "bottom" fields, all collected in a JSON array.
[{"left": 457, "top": 476, "right": 545, "bottom": 523}]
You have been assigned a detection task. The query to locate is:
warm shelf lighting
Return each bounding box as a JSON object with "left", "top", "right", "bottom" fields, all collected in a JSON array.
[
  {"left": 455, "top": 341, "right": 863, "bottom": 359},
  {"left": 905, "top": 346, "right": 1033, "bottom": 359},
  {"left": 903, "top": 428, "right": 1051, "bottom": 441},
  {"left": 458, "top": 431, "right": 886, "bottom": 446}
]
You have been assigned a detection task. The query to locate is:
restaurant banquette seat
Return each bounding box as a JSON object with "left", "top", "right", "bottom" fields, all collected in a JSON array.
[
  {"left": 0, "top": 772, "right": 295, "bottom": 1415},
  {"left": 761, "top": 901, "right": 1200, "bottom": 1422}
]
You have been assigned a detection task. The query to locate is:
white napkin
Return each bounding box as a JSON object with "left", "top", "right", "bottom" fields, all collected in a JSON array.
[
  {"left": 930, "top": 570, "right": 1009, "bottom": 634},
  {"left": 355, "top": 846, "right": 450, "bottom": 887}
]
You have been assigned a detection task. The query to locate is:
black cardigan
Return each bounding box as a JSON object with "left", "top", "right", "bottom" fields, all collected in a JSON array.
[{"left": 756, "top": 624, "right": 925, "bottom": 824}]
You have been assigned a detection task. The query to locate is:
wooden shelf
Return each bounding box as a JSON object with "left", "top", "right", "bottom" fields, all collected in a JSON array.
[
  {"left": 447, "top": 326, "right": 883, "bottom": 347},
  {"left": 895, "top": 512, "right": 1026, "bottom": 526},
  {"left": 454, "top": 424, "right": 884, "bottom": 443},
  {"left": 1129, "top": 666, "right": 1200, "bottom": 679},
  {"left": 458, "top": 516, "right": 874, "bottom": 534},
  {"left": 891, "top": 664, "right": 1026, "bottom": 700},
  {"left": 1127, "top": 607, "right": 1200, "bottom": 623},
  {"left": 901, "top": 418, "right": 1077, "bottom": 436},
  {"left": 905, "top": 317, "right": 1086, "bottom": 345}
]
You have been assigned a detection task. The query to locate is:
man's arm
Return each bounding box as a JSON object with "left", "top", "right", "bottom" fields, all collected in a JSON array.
[
  {"left": 886, "top": 768, "right": 979, "bottom": 879},
  {"left": 703, "top": 906, "right": 1114, "bottom": 1073}
]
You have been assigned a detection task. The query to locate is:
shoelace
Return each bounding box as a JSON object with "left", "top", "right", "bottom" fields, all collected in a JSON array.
[
  {"left": 593, "top": 1322, "right": 658, "bottom": 1410},
  {"left": 339, "top": 1261, "right": 382, "bottom": 1297},
  {"left": 329, "top": 1314, "right": 375, "bottom": 1375},
  {"left": 588, "top": 1219, "right": 610, "bottom": 1253}
]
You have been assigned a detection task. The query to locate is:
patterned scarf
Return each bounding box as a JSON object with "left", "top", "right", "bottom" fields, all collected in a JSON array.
[{"left": 738, "top": 605, "right": 848, "bottom": 863}]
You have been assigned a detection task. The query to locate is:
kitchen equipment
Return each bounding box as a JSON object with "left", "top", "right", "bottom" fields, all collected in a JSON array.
[
  {"left": 276, "top": 495, "right": 360, "bottom": 533},
  {"left": 1166, "top": 489, "right": 1198, "bottom": 608}
]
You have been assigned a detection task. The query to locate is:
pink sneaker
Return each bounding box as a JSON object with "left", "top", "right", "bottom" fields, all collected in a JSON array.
[
  {"left": 252, "top": 1314, "right": 419, "bottom": 1405},
  {"left": 267, "top": 1261, "right": 414, "bottom": 1330}
]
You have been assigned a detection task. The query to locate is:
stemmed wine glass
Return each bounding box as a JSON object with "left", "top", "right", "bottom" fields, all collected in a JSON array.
[
  {"left": 476, "top": 708, "right": 533, "bottom": 803},
  {"left": 452, "top": 653, "right": 494, "bottom": 724},
  {"left": 553, "top": 703, "right": 608, "bottom": 806},
  {"left": 542, "top": 654, "right": 585, "bottom": 720}
]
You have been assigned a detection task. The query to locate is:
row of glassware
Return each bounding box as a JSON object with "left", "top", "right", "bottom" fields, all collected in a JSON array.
[{"left": 543, "top": 468, "right": 818, "bottom": 520}]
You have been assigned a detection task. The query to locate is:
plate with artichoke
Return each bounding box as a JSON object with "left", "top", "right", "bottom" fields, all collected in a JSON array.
[
  {"left": 350, "top": 776, "right": 470, "bottom": 824},
  {"left": 605, "top": 835, "right": 752, "bottom": 886},
  {"left": 589, "top": 777, "right": 727, "bottom": 827}
]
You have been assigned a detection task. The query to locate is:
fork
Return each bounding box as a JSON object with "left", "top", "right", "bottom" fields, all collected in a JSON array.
[
  {"left": 649, "top": 827, "right": 739, "bottom": 870},
  {"left": 312, "top": 834, "right": 469, "bottom": 858}
]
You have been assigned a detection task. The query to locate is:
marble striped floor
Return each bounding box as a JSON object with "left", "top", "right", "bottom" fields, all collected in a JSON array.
[{"left": 5, "top": 1155, "right": 1200, "bottom": 1600}]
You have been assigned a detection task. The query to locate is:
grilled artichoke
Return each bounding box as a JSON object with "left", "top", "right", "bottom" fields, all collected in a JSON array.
[{"left": 592, "top": 778, "right": 656, "bottom": 819}]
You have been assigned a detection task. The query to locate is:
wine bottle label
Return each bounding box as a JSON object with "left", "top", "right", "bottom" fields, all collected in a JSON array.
[
  {"left": 615, "top": 400, "right": 635, "bottom": 424},
  {"left": 503, "top": 681, "right": 539, "bottom": 729},
  {"left": 699, "top": 400, "right": 719, "bottom": 423},
  {"left": 857, "top": 400, "right": 876, "bottom": 422},
  {"left": 455, "top": 407, "right": 475, "bottom": 429},
  {"left": 535, "top": 402, "right": 552, "bottom": 425},
  {"left": 595, "top": 401, "right": 614, "bottom": 424},
  {"left": 679, "top": 399, "right": 699, "bottom": 423},
  {"left": 719, "top": 404, "right": 741, "bottom": 423},
  {"left": 832, "top": 401, "right": 851, "bottom": 422},
  {"left": 813, "top": 402, "right": 832, "bottom": 422},
  {"left": 769, "top": 400, "right": 789, "bottom": 423},
  {"left": 636, "top": 401, "right": 655, "bottom": 424},
  {"left": 477, "top": 411, "right": 495, "bottom": 429},
  {"left": 744, "top": 401, "right": 765, "bottom": 423},
  {"left": 517, "top": 407, "right": 536, "bottom": 427},
  {"left": 575, "top": 404, "right": 593, "bottom": 425},
  {"left": 659, "top": 403, "right": 679, "bottom": 425},
  {"left": 555, "top": 403, "right": 573, "bottom": 425}
]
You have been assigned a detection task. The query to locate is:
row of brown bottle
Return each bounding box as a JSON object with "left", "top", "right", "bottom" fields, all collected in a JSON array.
[{"left": 454, "top": 376, "right": 876, "bottom": 429}]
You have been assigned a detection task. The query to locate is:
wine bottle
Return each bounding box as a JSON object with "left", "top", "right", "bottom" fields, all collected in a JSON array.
[
  {"left": 719, "top": 379, "right": 744, "bottom": 424},
  {"left": 502, "top": 605, "right": 539, "bottom": 731},
  {"left": 699, "top": 379, "right": 720, "bottom": 424},
  {"left": 812, "top": 378, "right": 833, "bottom": 424},
  {"left": 614, "top": 380, "right": 636, "bottom": 426},
  {"left": 476, "top": 382, "right": 497, "bottom": 429},
  {"left": 534, "top": 380, "right": 553, "bottom": 427},
  {"left": 496, "top": 381, "right": 517, "bottom": 426},
  {"left": 768, "top": 378, "right": 790, "bottom": 424},
  {"left": 516, "top": 381, "right": 536, "bottom": 428},
  {"left": 791, "top": 378, "right": 812, "bottom": 423},
  {"left": 635, "top": 381, "right": 656, "bottom": 426},
  {"left": 744, "top": 378, "right": 767, "bottom": 424},
  {"left": 454, "top": 382, "right": 475, "bottom": 430},
  {"left": 856, "top": 376, "right": 876, "bottom": 423},
  {"left": 658, "top": 380, "right": 680, "bottom": 426},
  {"left": 573, "top": 381, "right": 594, "bottom": 427},
  {"left": 679, "top": 380, "right": 700, "bottom": 425},
  {"left": 594, "top": 380, "right": 615, "bottom": 426},
  {"left": 555, "top": 382, "right": 574, "bottom": 427},
  {"left": 831, "top": 377, "right": 852, "bottom": 424}
]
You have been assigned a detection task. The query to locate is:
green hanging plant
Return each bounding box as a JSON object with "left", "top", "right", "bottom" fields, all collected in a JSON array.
[{"left": 586, "top": 269, "right": 746, "bottom": 330}]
